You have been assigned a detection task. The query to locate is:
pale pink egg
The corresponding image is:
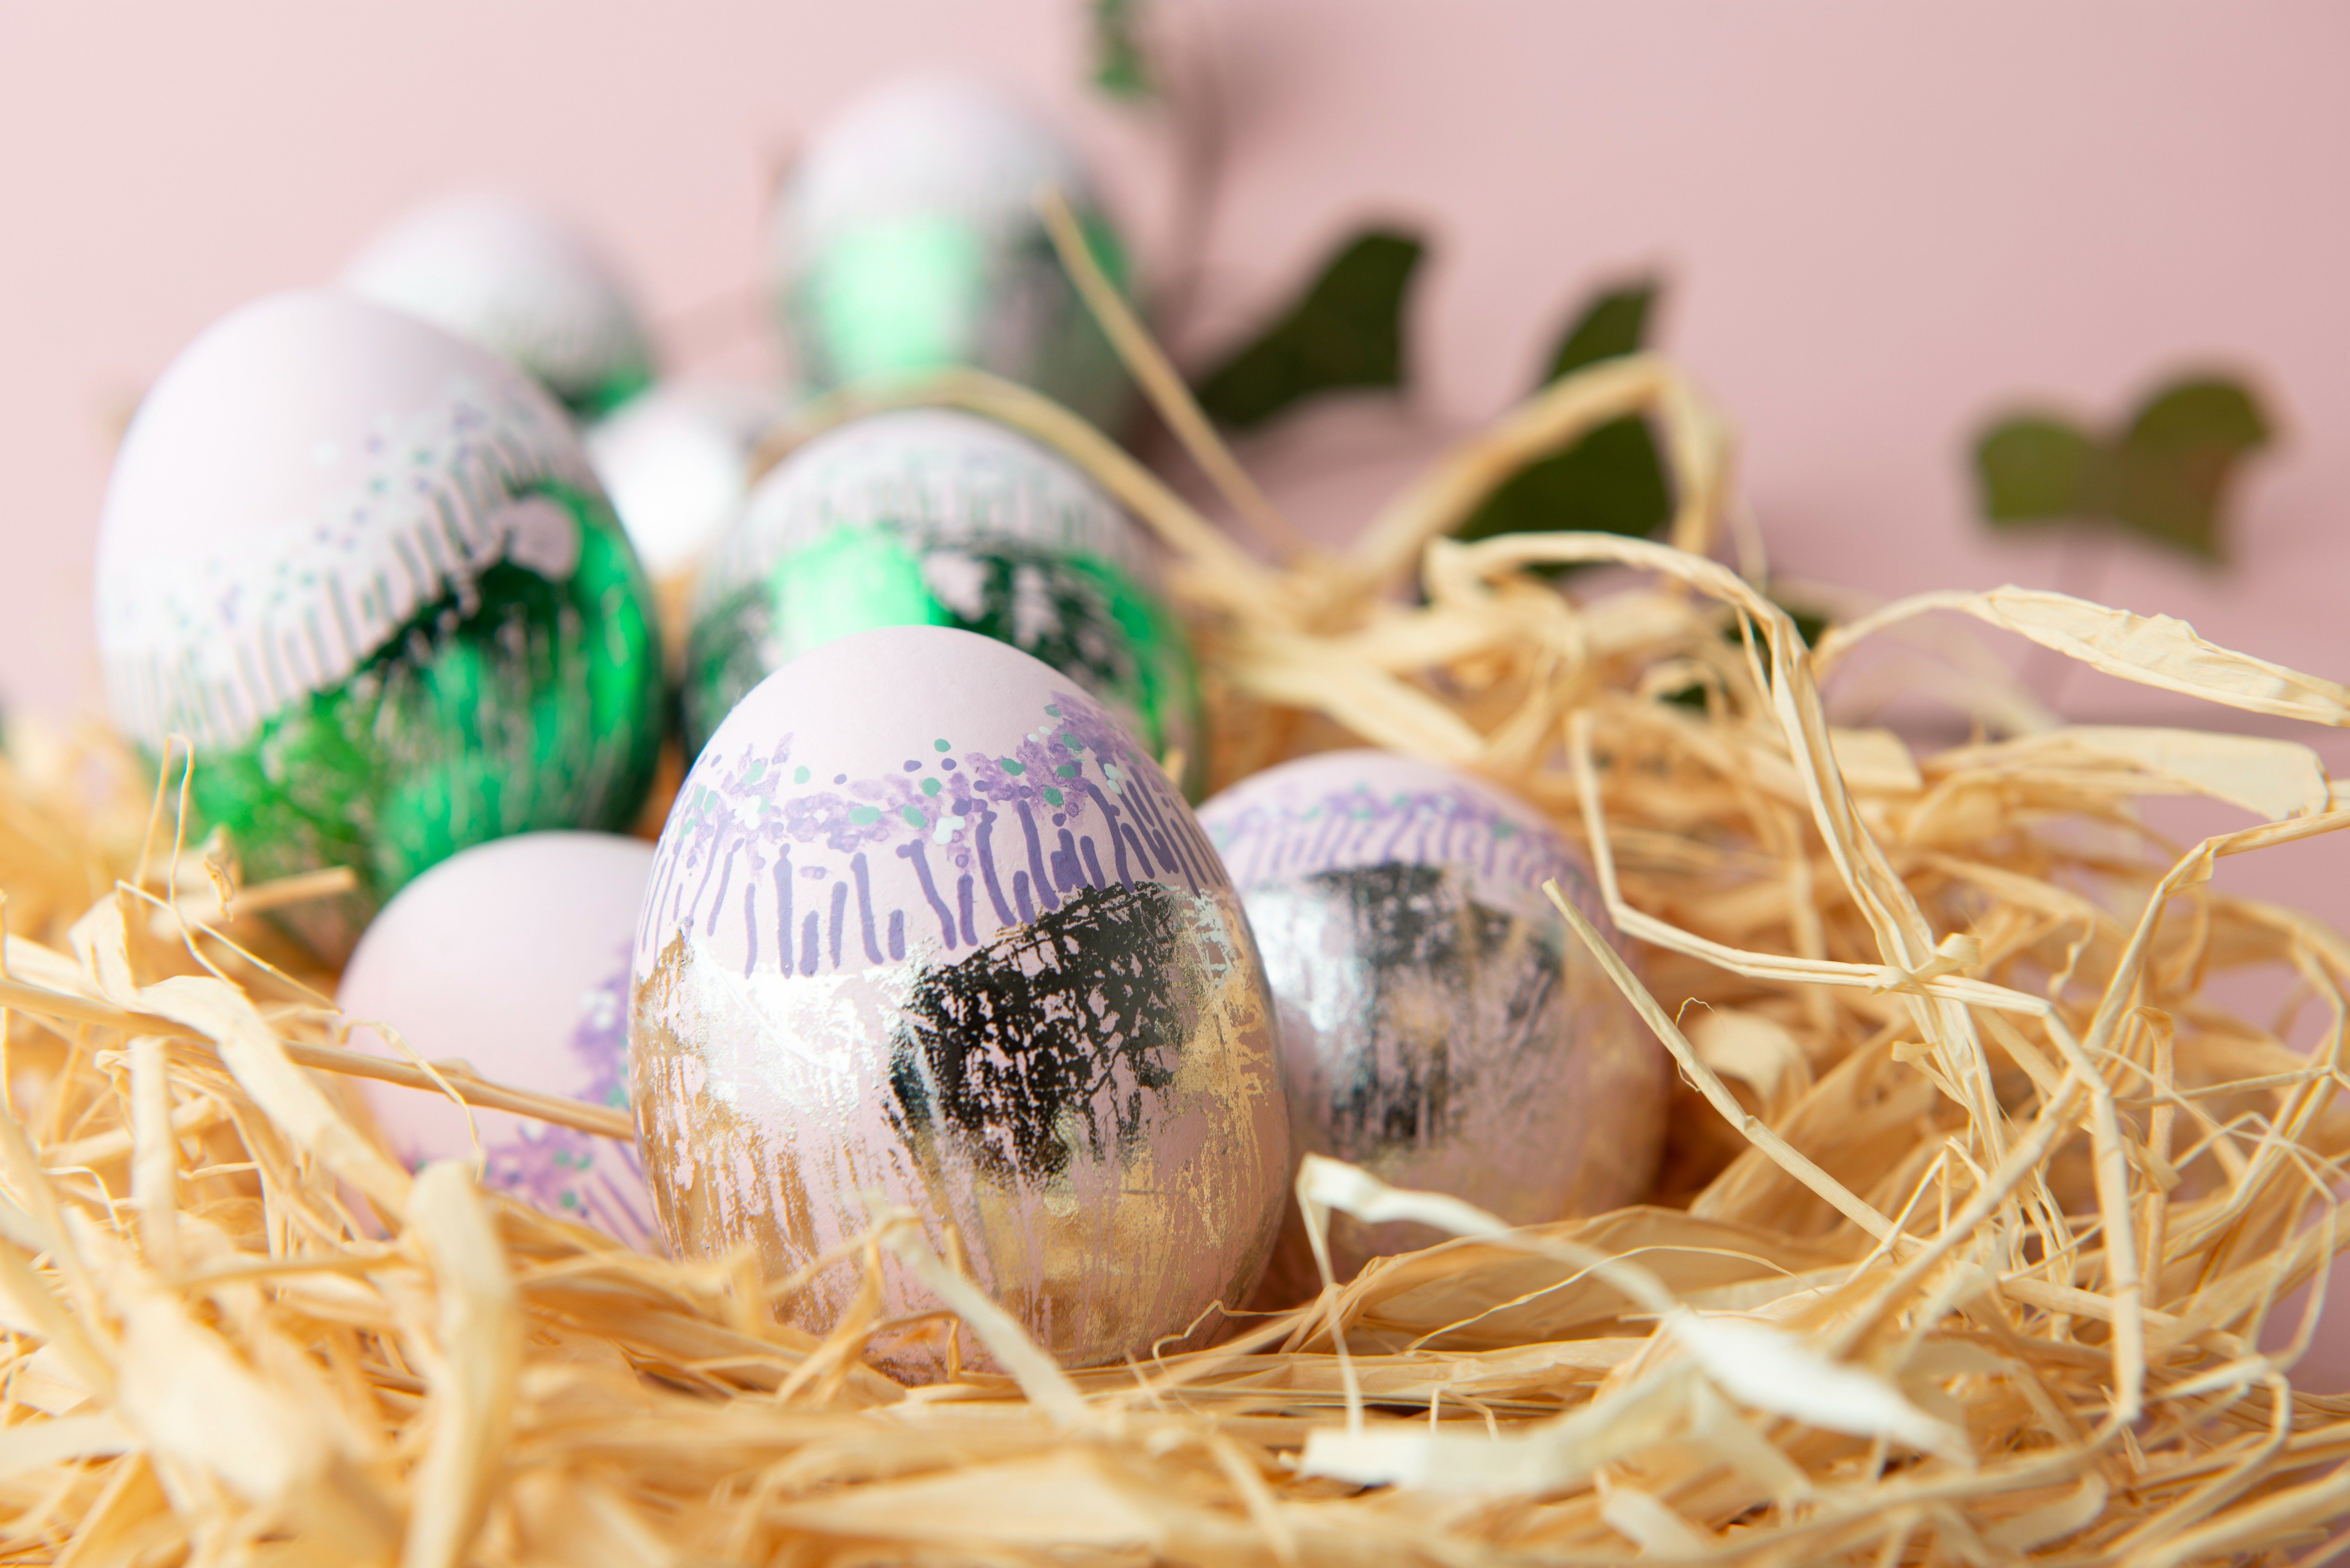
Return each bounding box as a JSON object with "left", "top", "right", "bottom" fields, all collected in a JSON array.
[
  {"left": 585, "top": 381, "right": 781, "bottom": 580},
  {"left": 337, "top": 831, "right": 659, "bottom": 1251}
]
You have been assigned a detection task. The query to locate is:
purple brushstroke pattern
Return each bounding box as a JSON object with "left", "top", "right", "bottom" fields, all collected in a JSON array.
[
  {"left": 478, "top": 943, "right": 659, "bottom": 1251},
  {"left": 1202, "top": 766, "right": 1600, "bottom": 923},
  {"left": 636, "top": 687, "right": 1224, "bottom": 980}
]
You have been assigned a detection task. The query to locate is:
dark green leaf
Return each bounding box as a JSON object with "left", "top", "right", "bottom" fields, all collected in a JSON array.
[
  {"left": 1192, "top": 229, "right": 1425, "bottom": 430},
  {"left": 1544, "top": 280, "right": 1659, "bottom": 382},
  {"left": 1089, "top": 0, "right": 1155, "bottom": 101},
  {"left": 1451, "top": 277, "right": 1671, "bottom": 566},
  {"left": 1970, "top": 374, "right": 2272, "bottom": 563},
  {"left": 1974, "top": 415, "right": 2099, "bottom": 525},
  {"left": 1774, "top": 595, "right": 1833, "bottom": 650},
  {"left": 2106, "top": 377, "right": 2272, "bottom": 561},
  {"left": 1454, "top": 416, "right": 1671, "bottom": 551}
]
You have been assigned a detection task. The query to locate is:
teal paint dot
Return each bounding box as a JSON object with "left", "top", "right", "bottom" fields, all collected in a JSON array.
[
  {"left": 559, "top": 1191, "right": 580, "bottom": 1209},
  {"left": 1056, "top": 762, "right": 1079, "bottom": 778},
  {"left": 922, "top": 777, "right": 941, "bottom": 797},
  {"left": 901, "top": 805, "right": 928, "bottom": 828},
  {"left": 1001, "top": 758, "right": 1024, "bottom": 775},
  {"left": 1061, "top": 732, "right": 1083, "bottom": 752},
  {"left": 1493, "top": 821, "right": 1518, "bottom": 839},
  {"left": 794, "top": 765, "right": 810, "bottom": 784},
  {"left": 934, "top": 737, "right": 950, "bottom": 752},
  {"left": 1043, "top": 786, "right": 1065, "bottom": 806},
  {"left": 1045, "top": 705, "right": 1061, "bottom": 717},
  {"left": 850, "top": 805, "right": 881, "bottom": 825}
]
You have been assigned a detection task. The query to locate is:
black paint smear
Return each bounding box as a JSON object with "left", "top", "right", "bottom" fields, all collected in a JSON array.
[
  {"left": 1310, "top": 863, "right": 1558, "bottom": 1147},
  {"left": 887, "top": 879, "right": 1195, "bottom": 1183}
]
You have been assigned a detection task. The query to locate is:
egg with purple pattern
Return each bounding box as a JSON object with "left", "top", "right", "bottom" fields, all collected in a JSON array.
[
  {"left": 1198, "top": 749, "right": 1666, "bottom": 1286},
  {"left": 337, "top": 831, "right": 660, "bottom": 1251},
  {"left": 630, "top": 624, "right": 1289, "bottom": 1380}
]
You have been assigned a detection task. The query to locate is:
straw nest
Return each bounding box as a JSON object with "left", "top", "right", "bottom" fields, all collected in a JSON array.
[{"left": 9, "top": 215, "right": 2350, "bottom": 1567}]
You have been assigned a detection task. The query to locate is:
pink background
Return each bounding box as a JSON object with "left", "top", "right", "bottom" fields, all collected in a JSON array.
[{"left": 3, "top": 6, "right": 2345, "bottom": 796}]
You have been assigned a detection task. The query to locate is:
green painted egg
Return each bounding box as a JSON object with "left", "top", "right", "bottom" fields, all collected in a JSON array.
[
  {"left": 683, "top": 408, "right": 1202, "bottom": 796},
  {"left": 768, "top": 71, "right": 1135, "bottom": 432},
  {"left": 95, "top": 291, "right": 665, "bottom": 959}
]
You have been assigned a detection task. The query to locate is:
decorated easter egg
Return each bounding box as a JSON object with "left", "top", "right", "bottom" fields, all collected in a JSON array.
[
  {"left": 682, "top": 408, "right": 1202, "bottom": 793},
  {"left": 632, "top": 625, "right": 1288, "bottom": 1380},
  {"left": 586, "top": 382, "right": 782, "bottom": 582},
  {"left": 338, "top": 832, "right": 659, "bottom": 1251},
  {"left": 95, "top": 291, "right": 665, "bottom": 960},
  {"left": 1198, "top": 750, "right": 1666, "bottom": 1283},
  {"left": 768, "top": 71, "right": 1134, "bottom": 430},
  {"left": 345, "top": 191, "right": 655, "bottom": 418}
]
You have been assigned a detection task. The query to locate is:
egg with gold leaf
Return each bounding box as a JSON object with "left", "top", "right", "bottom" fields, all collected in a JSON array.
[{"left": 631, "top": 624, "right": 1288, "bottom": 1381}]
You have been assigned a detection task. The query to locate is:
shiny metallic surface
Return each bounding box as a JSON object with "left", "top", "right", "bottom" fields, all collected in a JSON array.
[
  {"left": 630, "top": 627, "right": 1287, "bottom": 1382},
  {"left": 1200, "top": 751, "right": 1666, "bottom": 1285}
]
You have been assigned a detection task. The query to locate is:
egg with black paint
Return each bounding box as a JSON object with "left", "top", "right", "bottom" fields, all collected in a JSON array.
[
  {"left": 345, "top": 190, "right": 655, "bottom": 419},
  {"left": 767, "top": 71, "right": 1135, "bottom": 430},
  {"left": 1198, "top": 749, "right": 1667, "bottom": 1286},
  {"left": 94, "top": 291, "right": 666, "bottom": 959},
  {"left": 682, "top": 408, "right": 1202, "bottom": 794},
  {"left": 631, "top": 624, "right": 1287, "bottom": 1380},
  {"left": 337, "top": 832, "right": 660, "bottom": 1251}
]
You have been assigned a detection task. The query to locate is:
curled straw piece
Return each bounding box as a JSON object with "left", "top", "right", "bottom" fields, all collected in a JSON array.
[{"left": 6, "top": 224, "right": 2350, "bottom": 1563}]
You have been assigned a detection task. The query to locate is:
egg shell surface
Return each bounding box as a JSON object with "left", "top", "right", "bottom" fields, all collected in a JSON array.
[
  {"left": 95, "top": 290, "right": 665, "bottom": 958},
  {"left": 1198, "top": 749, "right": 1666, "bottom": 1286},
  {"left": 684, "top": 408, "right": 1201, "bottom": 793},
  {"left": 345, "top": 191, "right": 654, "bottom": 417},
  {"left": 767, "top": 71, "right": 1134, "bottom": 430},
  {"left": 586, "top": 381, "right": 782, "bottom": 580},
  {"left": 632, "top": 625, "right": 1288, "bottom": 1380},
  {"left": 337, "top": 832, "right": 660, "bottom": 1251}
]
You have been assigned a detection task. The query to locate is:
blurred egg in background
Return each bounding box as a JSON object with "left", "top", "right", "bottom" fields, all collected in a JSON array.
[
  {"left": 632, "top": 625, "right": 1285, "bottom": 1380},
  {"left": 585, "top": 381, "right": 782, "bottom": 586},
  {"left": 1199, "top": 748, "right": 1667, "bottom": 1286},
  {"left": 337, "top": 831, "right": 660, "bottom": 1251},
  {"left": 767, "top": 70, "right": 1135, "bottom": 432},
  {"left": 93, "top": 291, "right": 665, "bottom": 959},
  {"left": 344, "top": 190, "right": 657, "bottom": 419},
  {"left": 682, "top": 407, "right": 1202, "bottom": 791}
]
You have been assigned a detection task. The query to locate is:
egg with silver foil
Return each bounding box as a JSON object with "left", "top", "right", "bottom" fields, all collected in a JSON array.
[
  {"left": 768, "top": 70, "right": 1135, "bottom": 431},
  {"left": 93, "top": 291, "right": 665, "bottom": 960},
  {"left": 337, "top": 832, "right": 660, "bottom": 1252},
  {"left": 682, "top": 408, "right": 1202, "bottom": 794},
  {"left": 631, "top": 624, "right": 1288, "bottom": 1381},
  {"left": 344, "top": 190, "right": 656, "bottom": 419},
  {"left": 1198, "top": 749, "right": 1666, "bottom": 1286}
]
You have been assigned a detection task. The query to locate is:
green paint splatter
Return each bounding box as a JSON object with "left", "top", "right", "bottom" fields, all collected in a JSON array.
[{"left": 171, "top": 481, "right": 661, "bottom": 960}]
